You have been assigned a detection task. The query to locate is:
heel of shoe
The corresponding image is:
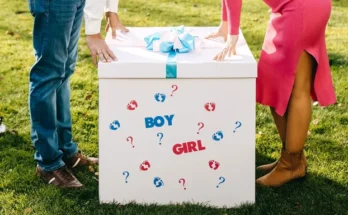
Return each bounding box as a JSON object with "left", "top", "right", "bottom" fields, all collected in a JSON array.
[
  {"left": 294, "top": 171, "right": 307, "bottom": 182},
  {"left": 256, "top": 160, "right": 279, "bottom": 172},
  {"left": 35, "top": 165, "right": 41, "bottom": 176}
]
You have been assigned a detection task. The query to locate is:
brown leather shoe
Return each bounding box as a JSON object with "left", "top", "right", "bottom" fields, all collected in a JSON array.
[
  {"left": 64, "top": 151, "right": 99, "bottom": 169},
  {"left": 256, "top": 149, "right": 306, "bottom": 187},
  {"left": 36, "top": 166, "right": 83, "bottom": 188},
  {"left": 256, "top": 150, "right": 308, "bottom": 172}
]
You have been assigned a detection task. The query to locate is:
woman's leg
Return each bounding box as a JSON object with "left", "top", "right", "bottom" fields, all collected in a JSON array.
[
  {"left": 265, "top": 51, "right": 313, "bottom": 152},
  {"left": 256, "top": 108, "right": 287, "bottom": 171},
  {"left": 256, "top": 51, "right": 314, "bottom": 186},
  {"left": 285, "top": 51, "right": 314, "bottom": 152},
  {"left": 270, "top": 107, "right": 287, "bottom": 147}
]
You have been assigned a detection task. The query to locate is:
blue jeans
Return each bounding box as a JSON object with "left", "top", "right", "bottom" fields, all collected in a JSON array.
[{"left": 28, "top": 0, "right": 85, "bottom": 172}]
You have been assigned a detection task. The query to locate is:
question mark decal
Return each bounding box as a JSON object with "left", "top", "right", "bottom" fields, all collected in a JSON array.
[
  {"left": 233, "top": 121, "right": 242, "bottom": 133},
  {"left": 179, "top": 178, "right": 186, "bottom": 190},
  {"left": 123, "top": 171, "right": 130, "bottom": 183},
  {"left": 157, "top": 132, "right": 164, "bottom": 145},
  {"left": 171, "top": 85, "right": 178, "bottom": 96},
  {"left": 216, "top": 176, "right": 226, "bottom": 188},
  {"left": 197, "top": 122, "right": 205, "bottom": 134},
  {"left": 126, "top": 136, "right": 134, "bottom": 148}
]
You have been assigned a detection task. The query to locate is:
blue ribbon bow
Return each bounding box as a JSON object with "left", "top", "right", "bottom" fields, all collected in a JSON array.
[
  {"left": 144, "top": 26, "right": 196, "bottom": 78},
  {"left": 144, "top": 25, "right": 196, "bottom": 53}
]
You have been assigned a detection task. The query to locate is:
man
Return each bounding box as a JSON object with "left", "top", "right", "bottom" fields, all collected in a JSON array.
[
  {"left": 85, "top": 0, "right": 129, "bottom": 66},
  {"left": 28, "top": 0, "right": 127, "bottom": 188}
]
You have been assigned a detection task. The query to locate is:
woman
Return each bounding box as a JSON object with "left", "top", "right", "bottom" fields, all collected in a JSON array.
[{"left": 207, "top": 0, "right": 336, "bottom": 187}]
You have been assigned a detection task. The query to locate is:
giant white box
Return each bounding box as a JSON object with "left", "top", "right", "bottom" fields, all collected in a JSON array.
[{"left": 98, "top": 27, "right": 257, "bottom": 208}]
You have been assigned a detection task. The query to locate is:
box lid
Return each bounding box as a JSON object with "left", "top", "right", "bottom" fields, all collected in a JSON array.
[{"left": 98, "top": 27, "right": 257, "bottom": 79}]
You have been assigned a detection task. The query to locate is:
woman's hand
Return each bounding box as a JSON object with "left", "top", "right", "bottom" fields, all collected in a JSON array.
[
  {"left": 213, "top": 34, "right": 239, "bottom": 61},
  {"left": 205, "top": 21, "right": 228, "bottom": 42}
]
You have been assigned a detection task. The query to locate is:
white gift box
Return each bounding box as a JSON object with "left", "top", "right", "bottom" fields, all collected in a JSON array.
[{"left": 98, "top": 27, "right": 257, "bottom": 208}]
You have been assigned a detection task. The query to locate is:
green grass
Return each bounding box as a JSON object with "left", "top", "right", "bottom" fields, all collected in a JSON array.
[{"left": 0, "top": 0, "right": 347, "bottom": 214}]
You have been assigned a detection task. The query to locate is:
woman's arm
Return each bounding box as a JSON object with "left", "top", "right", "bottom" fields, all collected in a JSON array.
[
  {"left": 225, "top": 0, "right": 242, "bottom": 35},
  {"left": 222, "top": 0, "right": 227, "bottom": 22},
  {"left": 213, "top": 0, "right": 242, "bottom": 60}
]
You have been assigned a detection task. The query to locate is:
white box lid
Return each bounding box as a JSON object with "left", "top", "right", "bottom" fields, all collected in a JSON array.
[{"left": 98, "top": 27, "right": 257, "bottom": 79}]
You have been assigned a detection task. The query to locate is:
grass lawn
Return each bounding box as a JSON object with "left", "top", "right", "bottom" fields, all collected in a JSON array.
[{"left": 0, "top": 0, "right": 347, "bottom": 214}]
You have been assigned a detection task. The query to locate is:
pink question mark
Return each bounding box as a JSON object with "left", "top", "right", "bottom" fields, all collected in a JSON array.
[
  {"left": 171, "top": 85, "right": 178, "bottom": 96},
  {"left": 197, "top": 122, "right": 205, "bottom": 134},
  {"left": 179, "top": 178, "right": 186, "bottom": 190},
  {"left": 126, "top": 136, "right": 134, "bottom": 148}
]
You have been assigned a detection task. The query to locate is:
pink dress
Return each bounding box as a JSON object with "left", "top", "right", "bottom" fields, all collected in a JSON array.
[{"left": 222, "top": 0, "right": 337, "bottom": 116}]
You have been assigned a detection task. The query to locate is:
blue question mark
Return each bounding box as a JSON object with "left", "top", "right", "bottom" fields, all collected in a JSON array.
[
  {"left": 123, "top": 171, "right": 130, "bottom": 183},
  {"left": 157, "top": 132, "right": 164, "bottom": 145},
  {"left": 233, "top": 121, "right": 242, "bottom": 133},
  {"left": 216, "top": 176, "right": 226, "bottom": 188}
]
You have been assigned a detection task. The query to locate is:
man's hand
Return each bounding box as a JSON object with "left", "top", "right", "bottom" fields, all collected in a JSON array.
[
  {"left": 86, "top": 33, "right": 117, "bottom": 67},
  {"left": 105, "top": 12, "right": 129, "bottom": 39}
]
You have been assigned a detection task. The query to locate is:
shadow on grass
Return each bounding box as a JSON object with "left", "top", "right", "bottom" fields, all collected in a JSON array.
[
  {"left": 45, "top": 150, "right": 347, "bottom": 215},
  {"left": 329, "top": 52, "right": 348, "bottom": 67},
  {"left": 0, "top": 129, "right": 32, "bottom": 151},
  {"left": 1, "top": 130, "right": 347, "bottom": 214}
]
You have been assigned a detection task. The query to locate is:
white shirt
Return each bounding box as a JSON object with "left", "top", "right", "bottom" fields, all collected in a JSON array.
[{"left": 84, "top": 0, "right": 119, "bottom": 35}]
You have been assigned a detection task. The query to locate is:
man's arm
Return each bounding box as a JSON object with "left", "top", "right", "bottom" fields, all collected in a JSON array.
[
  {"left": 105, "top": 0, "right": 119, "bottom": 13},
  {"left": 105, "top": 0, "right": 129, "bottom": 39},
  {"left": 84, "top": 0, "right": 107, "bottom": 35},
  {"left": 84, "top": 0, "right": 117, "bottom": 66}
]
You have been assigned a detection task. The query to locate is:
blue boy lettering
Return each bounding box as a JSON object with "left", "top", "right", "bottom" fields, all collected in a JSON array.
[
  {"left": 145, "top": 114, "right": 175, "bottom": 128},
  {"left": 164, "top": 114, "right": 174, "bottom": 126},
  {"left": 145, "top": 118, "right": 153, "bottom": 128}
]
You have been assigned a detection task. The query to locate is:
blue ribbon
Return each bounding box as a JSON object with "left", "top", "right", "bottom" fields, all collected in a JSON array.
[
  {"left": 144, "top": 26, "right": 196, "bottom": 78},
  {"left": 166, "top": 50, "right": 177, "bottom": 78}
]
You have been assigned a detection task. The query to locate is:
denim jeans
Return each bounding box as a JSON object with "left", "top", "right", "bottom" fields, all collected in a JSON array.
[{"left": 28, "top": 0, "right": 85, "bottom": 172}]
